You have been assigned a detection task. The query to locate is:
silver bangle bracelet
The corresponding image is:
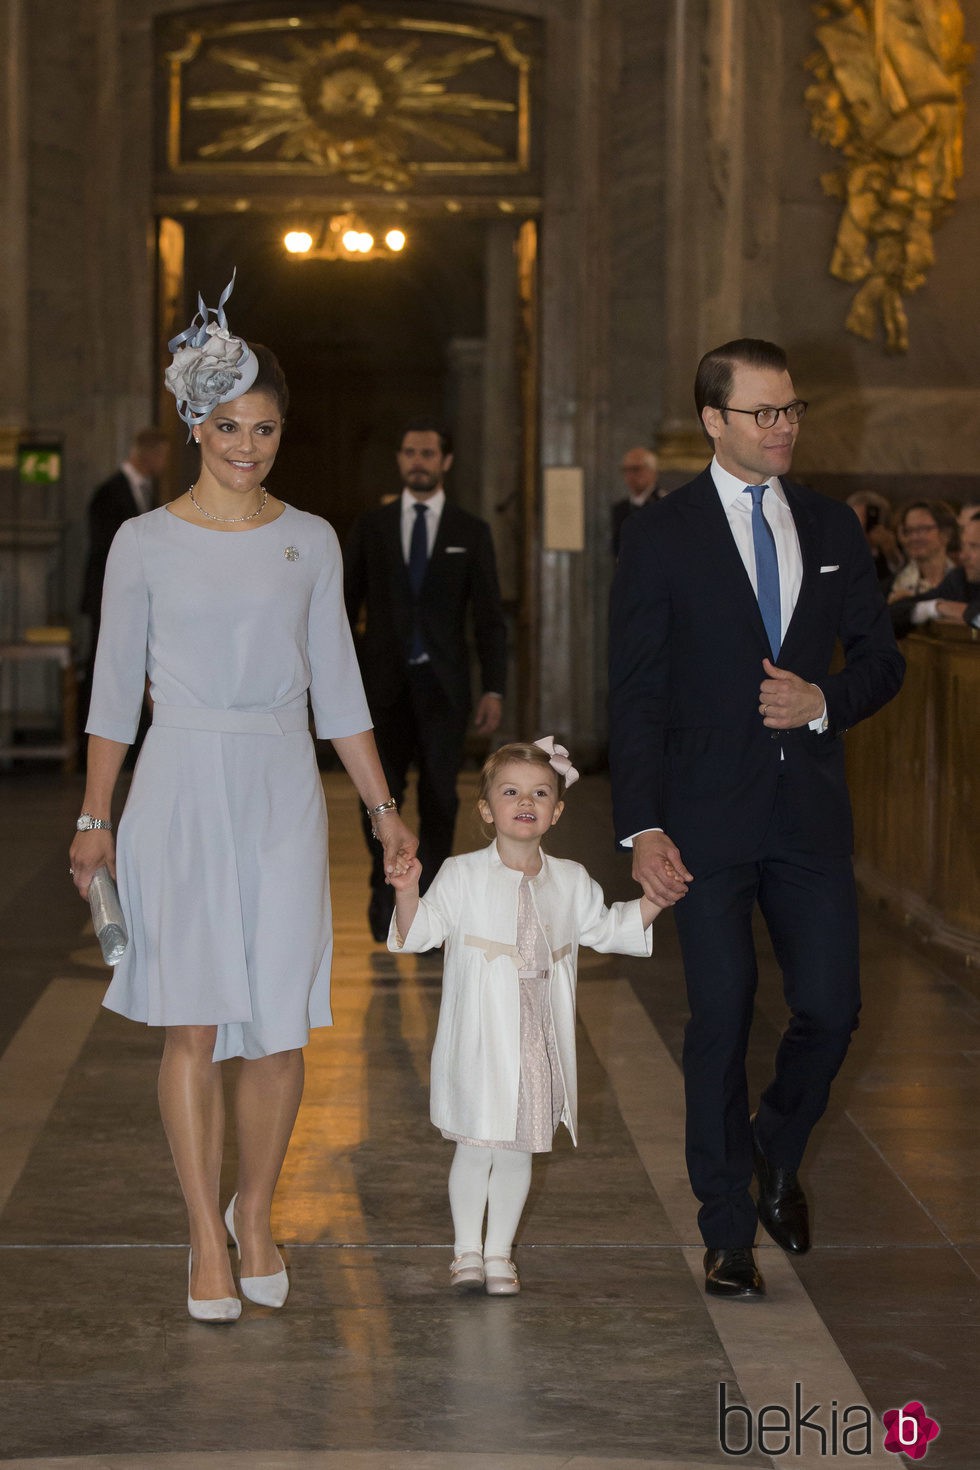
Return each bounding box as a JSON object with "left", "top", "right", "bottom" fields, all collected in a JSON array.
[
  {"left": 367, "top": 796, "right": 398, "bottom": 840},
  {"left": 367, "top": 797, "right": 397, "bottom": 817}
]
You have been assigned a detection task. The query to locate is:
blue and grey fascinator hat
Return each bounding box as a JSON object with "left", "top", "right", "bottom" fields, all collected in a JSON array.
[{"left": 164, "top": 270, "right": 258, "bottom": 437}]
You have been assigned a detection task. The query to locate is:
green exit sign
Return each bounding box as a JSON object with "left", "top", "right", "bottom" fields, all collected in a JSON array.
[{"left": 18, "top": 448, "right": 62, "bottom": 483}]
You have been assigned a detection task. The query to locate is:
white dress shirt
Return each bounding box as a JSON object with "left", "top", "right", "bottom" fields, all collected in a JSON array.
[
  {"left": 400, "top": 487, "right": 445, "bottom": 561},
  {"left": 710, "top": 458, "right": 827, "bottom": 732},
  {"left": 710, "top": 459, "right": 803, "bottom": 642}
]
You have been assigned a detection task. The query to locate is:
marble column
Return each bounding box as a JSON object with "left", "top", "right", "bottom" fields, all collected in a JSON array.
[
  {"left": 659, "top": 0, "right": 783, "bottom": 472},
  {"left": 481, "top": 221, "right": 521, "bottom": 605},
  {"left": 536, "top": 0, "right": 608, "bottom": 756},
  {"left": 445, "top": 337, "right": 486, "bottom": 521}
]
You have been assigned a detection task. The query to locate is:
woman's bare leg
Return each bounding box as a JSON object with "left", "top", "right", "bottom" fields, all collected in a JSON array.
[
  {"left": 158, "top": 1025, "right": 235, "bottom": 1301},
  {"left": 231, "top": 1048, "right": 305, "bottom": 1277}
]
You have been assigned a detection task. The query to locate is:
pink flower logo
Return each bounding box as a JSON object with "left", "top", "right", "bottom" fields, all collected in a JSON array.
[{"left": 882, "top": 1401, "right": 940, "bottom": 1459}]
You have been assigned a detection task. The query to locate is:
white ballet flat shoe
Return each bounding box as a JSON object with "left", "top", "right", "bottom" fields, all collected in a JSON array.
[
  {"left": 187, "top": 1251, "right": 241, "bottom": 1323},
  {"left": 449, "top": 1251, "right": 486, "bottom": 1292},
  {"left": 224, "top": 1193, "right": 289, "bottom": 1308},
  {"left": 484, "top": 1256, "right": 521, "bottom": 1296}
]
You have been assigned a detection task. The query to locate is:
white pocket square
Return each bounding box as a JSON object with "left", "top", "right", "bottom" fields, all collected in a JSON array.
[
  {"left": 445, "top": 546, "right": 468, "bottom": 554},
  {"left": 820, "top": 564, "right": 840, "bottom": 573}
]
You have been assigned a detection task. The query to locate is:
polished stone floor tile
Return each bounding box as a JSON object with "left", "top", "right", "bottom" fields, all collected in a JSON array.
[{"left": 1, "top": 769, "right": 977, "bottom": 1466}]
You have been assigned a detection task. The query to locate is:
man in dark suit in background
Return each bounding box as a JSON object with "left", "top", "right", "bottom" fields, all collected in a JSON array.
[
  {"left": 344, "top": 420, "right": 507, "bottom": 940},
  {"left": 609, "top": 340, "right": 904, "bottom": 1299},
  {"left": 611, "top": 446, "right": 663, "bottom": 556},
  {"left": 79, "top": 427, "right": 169, "bottom": 727}
]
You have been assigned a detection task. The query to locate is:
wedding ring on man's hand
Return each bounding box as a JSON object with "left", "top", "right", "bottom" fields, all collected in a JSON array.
[{"left": 762, "top": 704, "right": 768, "bottom": 716}]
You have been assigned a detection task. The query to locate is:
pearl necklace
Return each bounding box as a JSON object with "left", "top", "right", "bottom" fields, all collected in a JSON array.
[{"left": 189, "top": 485, "right": 268, "bottom": 523}]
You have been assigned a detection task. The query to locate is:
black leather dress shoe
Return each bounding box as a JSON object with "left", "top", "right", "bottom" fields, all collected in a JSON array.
[
  {"left": 368, "top": 888, "right": 394, "bottom": 943},
  {"left": 703, "top": 1247, "right": 765, "bottom": 1298},
  {"left": 752, "top": 1117, "right": 811, "bottom": 1254}
]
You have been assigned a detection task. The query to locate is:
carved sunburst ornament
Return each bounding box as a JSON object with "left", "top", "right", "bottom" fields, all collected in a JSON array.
[{"left": 185, "top": 8, "right": 516, "bottom": 191}]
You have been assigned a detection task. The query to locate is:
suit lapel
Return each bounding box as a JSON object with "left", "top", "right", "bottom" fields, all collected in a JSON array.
[
  {"left": 421, "top": 501, "right": 458, "bottom": 594},
  {"left": 780, "top": 480, "right": 820, "bottom": 658},
  {"left": 381, "top": 500, "right": 412, "bottom": 602},
  {"left": 689, "top": 472, "right": 773, "bottom": 650}
]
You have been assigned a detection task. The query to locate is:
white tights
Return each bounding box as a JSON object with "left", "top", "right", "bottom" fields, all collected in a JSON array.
[{"left": 448, "top": 1142, "right": 533, "bottom": 1258}]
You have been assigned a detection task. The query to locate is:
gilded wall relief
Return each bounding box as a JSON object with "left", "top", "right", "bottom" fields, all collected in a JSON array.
[
  {"left": 163, "top": 3, "right": 534, "bottom": 193},
  {"left": 806, "top": 0, "right": 972, "bottom": 352}
]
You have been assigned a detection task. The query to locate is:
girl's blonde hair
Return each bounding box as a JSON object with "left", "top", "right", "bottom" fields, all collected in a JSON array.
[{"left": 478, "top": 741, "right": 567, "bottom": 803}]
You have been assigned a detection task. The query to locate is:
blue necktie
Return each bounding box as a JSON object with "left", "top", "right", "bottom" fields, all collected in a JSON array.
[
  {"left": 408, "top": 502, "right": 428, "bottom": 660},
  {"left": 745, "top": 484, "right": 781, "bottom": 657}
]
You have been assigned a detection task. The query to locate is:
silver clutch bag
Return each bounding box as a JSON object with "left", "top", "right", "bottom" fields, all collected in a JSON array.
[{"left": 88, "top": 866, "right": 128, "bottom": 966}]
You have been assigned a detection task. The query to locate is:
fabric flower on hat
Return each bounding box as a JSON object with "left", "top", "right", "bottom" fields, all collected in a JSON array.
[
  {"left": 164, "top": 271, "right": 258, "bottom": 435},
  {"left": 165, "top": 323, "right": 255, "bottom": 430}
]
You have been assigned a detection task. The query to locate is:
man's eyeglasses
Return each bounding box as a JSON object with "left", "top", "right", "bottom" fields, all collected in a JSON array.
[{"left": 716, "top": 400, "right": 808, "bottom": 429}]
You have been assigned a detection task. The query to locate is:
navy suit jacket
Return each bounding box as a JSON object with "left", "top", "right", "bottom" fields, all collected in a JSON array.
[
  {"left": 608, "top": 469, "right": 905, "bottom": 876},
  {"left": 344, "top": 498, "right": 507, "bottom": 715}
]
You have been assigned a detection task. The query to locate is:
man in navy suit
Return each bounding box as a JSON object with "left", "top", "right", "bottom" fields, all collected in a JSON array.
[
  {"left": 345, "top": 421, "right": 507, "bottom": 939},
  {"left": 609, "top": 340, "right": 904, "bottom": 1298}
]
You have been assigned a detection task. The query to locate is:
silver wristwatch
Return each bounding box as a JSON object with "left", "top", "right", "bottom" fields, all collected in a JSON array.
[{"left": 76, "top": 813, "right": 113, "bottom": 832}]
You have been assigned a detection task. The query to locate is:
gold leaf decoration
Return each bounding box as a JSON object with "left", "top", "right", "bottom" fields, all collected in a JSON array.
[{"left": 805, "top": 0, "right": 972, "bottom": 352}]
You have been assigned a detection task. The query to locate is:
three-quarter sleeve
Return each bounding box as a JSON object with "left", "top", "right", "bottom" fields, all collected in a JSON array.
[
  {"left": 307, "top": 521, "right": 373, "bottom": 739},
  {"left": 86, "top": 519, "right": 150, "bottom": 744}
]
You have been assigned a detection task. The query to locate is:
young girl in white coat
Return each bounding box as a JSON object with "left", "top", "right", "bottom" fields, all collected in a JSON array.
[{"left": 389, "top": 737, "right": 660, "bottom": 1295}]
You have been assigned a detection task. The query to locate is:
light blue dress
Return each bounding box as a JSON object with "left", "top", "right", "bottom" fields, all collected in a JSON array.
[{"left": 87, "top": 504, "right": 372, "bottom": 1061}]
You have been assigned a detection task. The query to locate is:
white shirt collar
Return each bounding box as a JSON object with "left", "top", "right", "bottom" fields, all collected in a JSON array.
[
  {"left": 710, "top": 455, "right": 786, "bottom": 511},
  {"left": 401, "top": 486, "right": 445, "bottom": 518}
]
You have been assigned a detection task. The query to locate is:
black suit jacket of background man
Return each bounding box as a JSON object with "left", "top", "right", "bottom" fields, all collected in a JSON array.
[
  {"left": 609, "top": 468, "right": 906, "bottom": 874},
  {"left": 80, "top": 471, "right": 142, "bottom": 622},
  {"left": 343, "top": 498, "right": 507, "bottom": 714}
]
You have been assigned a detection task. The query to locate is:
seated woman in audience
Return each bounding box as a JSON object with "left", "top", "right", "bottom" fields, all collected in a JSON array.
[
  {"left": 887, "top": 500, "right": 957, "bottom": 601},
  {"left": 890, "top": 512, "right": 980, "bottom": 637}
]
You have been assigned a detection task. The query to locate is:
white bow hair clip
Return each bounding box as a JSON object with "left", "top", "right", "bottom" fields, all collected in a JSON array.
[{"left": 533, "top": 735, "right": 580, "bottom": 788}]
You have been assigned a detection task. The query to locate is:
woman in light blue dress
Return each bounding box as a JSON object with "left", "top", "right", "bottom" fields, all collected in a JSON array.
[{"left": 70, "top": 280, "right": 415, "bottom": 1321}]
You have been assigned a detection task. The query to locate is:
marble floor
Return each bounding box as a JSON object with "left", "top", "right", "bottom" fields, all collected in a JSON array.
[{"left": 0, "top": 764, "right": 976, "bottom": 1469}]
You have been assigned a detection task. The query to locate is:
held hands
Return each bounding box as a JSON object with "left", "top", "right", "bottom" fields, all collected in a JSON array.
[
  {"left": 389, "top": 855, "right": 422, "bottom": 943},
  {"left": 759, "top": 658, "right": 825, "bottom": 730},
  {"left": 632, "top": 830, "right": 692, "bottom": 908},
  {"left": 69, "top": 831, "right": 116, "bottom": 900},
  {"left": 376, "top": 814, "right": 418, "bottom": 881},
  {"left": 387, "top": 855, "right": 422, "bottom": 893}
]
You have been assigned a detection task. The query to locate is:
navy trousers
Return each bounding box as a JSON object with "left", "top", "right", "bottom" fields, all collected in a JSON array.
[{"left": 672, "top": 780, "right": 861, "bottom": 1249}]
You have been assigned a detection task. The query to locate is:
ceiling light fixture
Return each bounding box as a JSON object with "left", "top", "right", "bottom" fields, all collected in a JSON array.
[{"left": 283, "top": 214, "right": 408, "bottom": 262}]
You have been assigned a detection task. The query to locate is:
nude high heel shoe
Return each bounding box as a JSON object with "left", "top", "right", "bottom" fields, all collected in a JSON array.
[
  {"left": 187, "top": 1251, "right": 241, "bottom": 1323},
  {"left": 224, "top": 1193, "right": 289, "bottom": 1308}
]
